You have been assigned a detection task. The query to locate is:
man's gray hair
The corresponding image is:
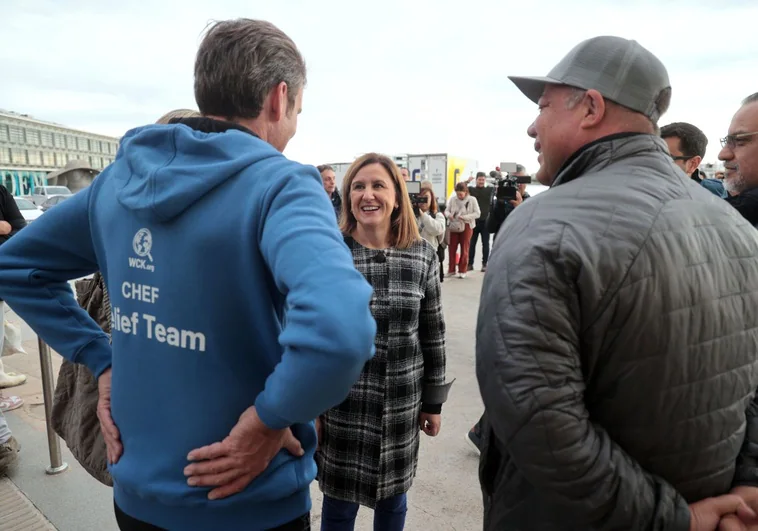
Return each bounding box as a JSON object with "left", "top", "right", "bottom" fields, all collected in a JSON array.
[
  {"left": 564, "top": 85, "right": 670, "bottom": 127},
  {"left": 194, "top": 19, "right": 307, "bottom": 120},
  {"left": 565, "top": 87, "right": 586, "bottom": 110},
  {"left": 743, "top": 92, "right": 758, "bottom": 106}
]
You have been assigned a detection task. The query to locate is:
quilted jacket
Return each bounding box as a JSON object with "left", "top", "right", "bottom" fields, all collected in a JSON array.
[{"left": 476, "top": 133, "right": 758, "bottom": 531}]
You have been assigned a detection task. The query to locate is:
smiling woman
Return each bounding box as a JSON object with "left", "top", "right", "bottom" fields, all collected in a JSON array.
[
  {"left": 317, "top": 153, "right": 453, "bottom": 530},
  {"left": 338, "top": 153, "right": 419, "bottom": 250}
]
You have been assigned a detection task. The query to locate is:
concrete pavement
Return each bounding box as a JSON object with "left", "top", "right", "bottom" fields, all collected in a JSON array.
[{"left": 0, "top": 249, "right": 489, "bottom": 531}]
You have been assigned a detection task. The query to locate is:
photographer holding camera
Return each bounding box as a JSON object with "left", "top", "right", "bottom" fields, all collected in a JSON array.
[
  {"left": 485, "top": 164, "right": 531, "bottom": 242},
  {"left": 413, "top": 186, "right": 446, "bottom": 282}
]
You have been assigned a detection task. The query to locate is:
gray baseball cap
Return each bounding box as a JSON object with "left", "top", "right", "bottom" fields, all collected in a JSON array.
[{"left": 508, "top": 36, "right": 671, "bottom": 123}]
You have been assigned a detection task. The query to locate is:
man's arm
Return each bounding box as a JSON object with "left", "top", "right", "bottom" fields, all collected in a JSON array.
[
  {"left": 255, "top": 164, "right": 376, "bottom": 430},
  {"left": 0, "top": 186, "right": 111, "bottom": 377},
  {"left": 476, "top": 233, "right": 691, "bottom": 530}
]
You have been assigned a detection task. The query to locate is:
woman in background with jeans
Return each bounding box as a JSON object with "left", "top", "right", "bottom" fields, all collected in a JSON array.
[
  {"left": 445, "top": 182, "right": 480, "bottom": 279},
  {"left": 316, "top": 153, "right": 452, "bottom": 531}
]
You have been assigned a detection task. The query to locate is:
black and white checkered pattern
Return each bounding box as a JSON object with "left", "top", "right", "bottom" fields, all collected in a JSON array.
[{"left": 316, "top": 236, "right": 446, "bottom": 508}]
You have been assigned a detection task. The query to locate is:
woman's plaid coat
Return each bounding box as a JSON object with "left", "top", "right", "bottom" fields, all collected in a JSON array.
[{"left": 316, "top": 236, "right": 450, "bottom": 508}]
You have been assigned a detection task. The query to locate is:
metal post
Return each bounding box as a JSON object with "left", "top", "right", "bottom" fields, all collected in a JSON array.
[{"left": 37, "top": 336, "right": 68, "bottom": 475}]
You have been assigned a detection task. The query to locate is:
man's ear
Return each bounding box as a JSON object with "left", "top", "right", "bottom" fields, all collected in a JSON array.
[
  {"left": 579, "top": 89, "right": 606, "bottom": 129},
  {"left": 268, "top": 81, "right": 288, "bottom": 122},
  {"left": 686, "top": 155, "right": 703, "bottom": 175}
]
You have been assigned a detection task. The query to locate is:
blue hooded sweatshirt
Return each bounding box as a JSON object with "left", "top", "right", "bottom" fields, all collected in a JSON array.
[{"left": 0, "top": 120, "right": 376, "bottom": 530}]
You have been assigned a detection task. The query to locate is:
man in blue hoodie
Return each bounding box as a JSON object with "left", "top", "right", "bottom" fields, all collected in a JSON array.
[{"left": 0, "top": 19, "right": 376, "bottom": 531}]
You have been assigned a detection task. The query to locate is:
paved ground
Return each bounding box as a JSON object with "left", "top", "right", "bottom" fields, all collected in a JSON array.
[{"left": 0, "top": 247, "right": 489, "bottom": 531}]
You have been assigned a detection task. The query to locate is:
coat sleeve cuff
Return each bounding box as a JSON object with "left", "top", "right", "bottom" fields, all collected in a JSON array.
[
  {"left": 421, "top": 403, "right": 442, "bottom": 414},
  {"left": 75, "top": 335, "right": 112, "bottom": 378},
  {"left": 422, "top": 378, "right": 455, "bottom": 405}
]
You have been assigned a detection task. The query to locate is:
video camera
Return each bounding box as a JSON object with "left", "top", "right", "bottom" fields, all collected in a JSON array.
[
  {"left": 491, "top": 162, "right": 532, "bottom": 201},
  {"left": 406, "top": 181, "right": 429, "bottom": 207}
]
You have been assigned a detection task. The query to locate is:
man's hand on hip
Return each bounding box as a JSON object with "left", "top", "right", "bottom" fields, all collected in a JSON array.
[
  {"left": 688, "top": 495, "right": 756, "bottom": 530},
  {"left": 184, "top": 406, "right": 304, "bottom": 500},
  {"left": 718, "top": 487, "right": 758, "bottom": 530},
  {"left": 97, "top": 368, "right": 122, "bottom": 465}
]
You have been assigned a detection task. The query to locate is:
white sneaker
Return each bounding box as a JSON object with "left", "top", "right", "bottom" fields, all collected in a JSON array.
[{"left": 458, "top": 273, "right": 467, "bottom": 279}]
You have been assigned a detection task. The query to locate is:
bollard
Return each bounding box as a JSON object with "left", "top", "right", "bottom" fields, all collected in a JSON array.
[{"left": 37, "top": 336, "right": 68, "bottom": 475}]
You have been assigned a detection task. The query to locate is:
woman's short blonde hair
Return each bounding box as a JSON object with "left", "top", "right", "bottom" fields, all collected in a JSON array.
[
  {"left": 155, "top": 109, "right": 201, "bottom": 125},
  {"left": 339, "top": 153, "right": 420, "bottom": 249}
]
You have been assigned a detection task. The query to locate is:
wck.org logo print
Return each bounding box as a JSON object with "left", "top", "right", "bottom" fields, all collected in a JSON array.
[{"left": 129, "top": 228, "right": 155, "bottom": 272}]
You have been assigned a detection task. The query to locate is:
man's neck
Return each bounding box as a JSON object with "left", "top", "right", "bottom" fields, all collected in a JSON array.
[{"left": 203, "top": 114, "right": 268, "bottom": 143}]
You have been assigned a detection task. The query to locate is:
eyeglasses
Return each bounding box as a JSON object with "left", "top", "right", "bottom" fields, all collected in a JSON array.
[{"left": 720, "top": 131, "right": 758, "bottom": 149}]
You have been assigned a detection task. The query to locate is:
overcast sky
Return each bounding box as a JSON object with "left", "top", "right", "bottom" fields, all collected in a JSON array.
[{"left": 2, "top": 0, "right": 756, "bottom": 173}]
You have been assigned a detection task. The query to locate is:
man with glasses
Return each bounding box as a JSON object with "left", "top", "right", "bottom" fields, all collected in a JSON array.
[
  {"left": 719, "top": 92, "right": 758, "bottom": 226},
  {"left": 661, "top": 122, "right": 726, "bottom": 197}
]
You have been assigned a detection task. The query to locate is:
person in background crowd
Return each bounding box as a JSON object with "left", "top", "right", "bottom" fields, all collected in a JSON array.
[
  {"left": 318, "top": 164, "right": 342, "bottom": 220},
  {"left": 420, "top": 180, "right": 446, "bottom": 282},
  {"left": 155, "top": 108, "right": 200, "bottom": 124},
  {"left": 720, "top": 92, "right": 758, "bottom": 226},
  {"left": 467, "top": 172, "right": 493, "bottom": 272},
  {"left": 398, "top": 167, "right": 410, "bottom": 181},
  {"left": 317, "top": 153, "right": 450, "bottom": 531},
  {"left": 660, "top": 122, "right": 726, "bottom": 197},
  {"left": 0, "top": 181, "right": 27, "bottom": 391},
  {"left": 715, "top": 170, "right": 725, "bottom": 180},
  {"left": 414, "top": 186, "right": 446, "bottom": 278},
  {"left": 486, "top": 165, "right": 529, "bottom": 242},
  {"left": 0, "top": 175, "right": 26, "bottom": 474},
  {"left": 0, "top": 18, "right": 377, "bottom": 531},
  {"left": 478, "top": 35, "right": 758, "bottom": 530},
  {"left": 445, "top": 182, "right": 480, "bottom": 279}
]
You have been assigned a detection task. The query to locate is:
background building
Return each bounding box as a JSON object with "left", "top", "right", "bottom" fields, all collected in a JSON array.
[{"left": 0, "top": 109, "right": 120, "bottom": 196}]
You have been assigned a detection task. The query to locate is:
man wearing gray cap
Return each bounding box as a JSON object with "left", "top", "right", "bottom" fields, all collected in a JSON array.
[{"left": 476, "top": 36, "right": 758, "bottom": 530}]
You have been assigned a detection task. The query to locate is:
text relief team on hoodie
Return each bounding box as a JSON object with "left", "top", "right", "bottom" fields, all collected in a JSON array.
[{"left": 0, "top": 119, "right": 377, "bottom": 530}]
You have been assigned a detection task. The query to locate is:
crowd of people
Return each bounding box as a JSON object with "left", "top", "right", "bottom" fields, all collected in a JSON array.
[{"left": 0, "top": 16, "right": 758, "bottom": 531}]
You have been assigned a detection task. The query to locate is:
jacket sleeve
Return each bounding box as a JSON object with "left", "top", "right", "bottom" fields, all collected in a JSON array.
[
  {"left": 476, "top": 231, "right": 691, "bottom": 530},
  {"left": 0, "top": 186, "right": 111, "bottom": 378},
  {"left": 733, "top": 393, "right": 758, "bottom": 487},
  {"left": 255, "top": 165, "right": 377, "bottom": 430},
  {"left": 420, "top": 211, "right": 445, "bottom": 238},
  {"left": 419, "top": 251, "right": 450, "bottom": 413}
]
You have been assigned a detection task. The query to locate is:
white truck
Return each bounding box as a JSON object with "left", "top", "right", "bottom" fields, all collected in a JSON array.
[{"left": 406, "top": 153, "right": 479, "bottom": 205}]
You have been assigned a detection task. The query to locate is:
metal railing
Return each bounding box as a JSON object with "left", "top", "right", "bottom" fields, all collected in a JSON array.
[{"left": 37, "top": 336, "right": 68, "bottom": 475}]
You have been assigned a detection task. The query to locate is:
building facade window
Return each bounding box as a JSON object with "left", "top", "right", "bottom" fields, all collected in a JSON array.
[
  {"left": 40, "top": 130, "right": 53, "bottom": 147},
  {"left": 42, "top": 152, "right": 55, "bottom": 166},
  {"left": 77, "top": 137, "right": 89, "bottom": 151},
  {"left": 26, "top": 130, "right": 40, "bottom": 145},
  {"left": 53, "top": 133, "right": 65, "bottom": 148},
  {"left": 27, "top": 150, "right": 42, "bottom": 166},
  {"left": 8, "top": 126, "right": 24, "bottom": 144},
  {"left": 0, "top": 125, "right": 8, "bottom": 143},
  {"left": 0, "top": 148, "right": 10, "bottom": 164},
  {"left": 55, "top": 152, "right": 67, "bottom": 166},
  {"left": 11, "top": 149, "right": 26, "bottom": 164},
  {"left": 66, "top": 135, "right": 77, "bottom": 150}
]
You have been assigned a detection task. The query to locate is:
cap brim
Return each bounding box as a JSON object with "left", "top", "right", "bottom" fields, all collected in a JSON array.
[{"left": 507, "top": 76, "right": 561, "bottom": 104}]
